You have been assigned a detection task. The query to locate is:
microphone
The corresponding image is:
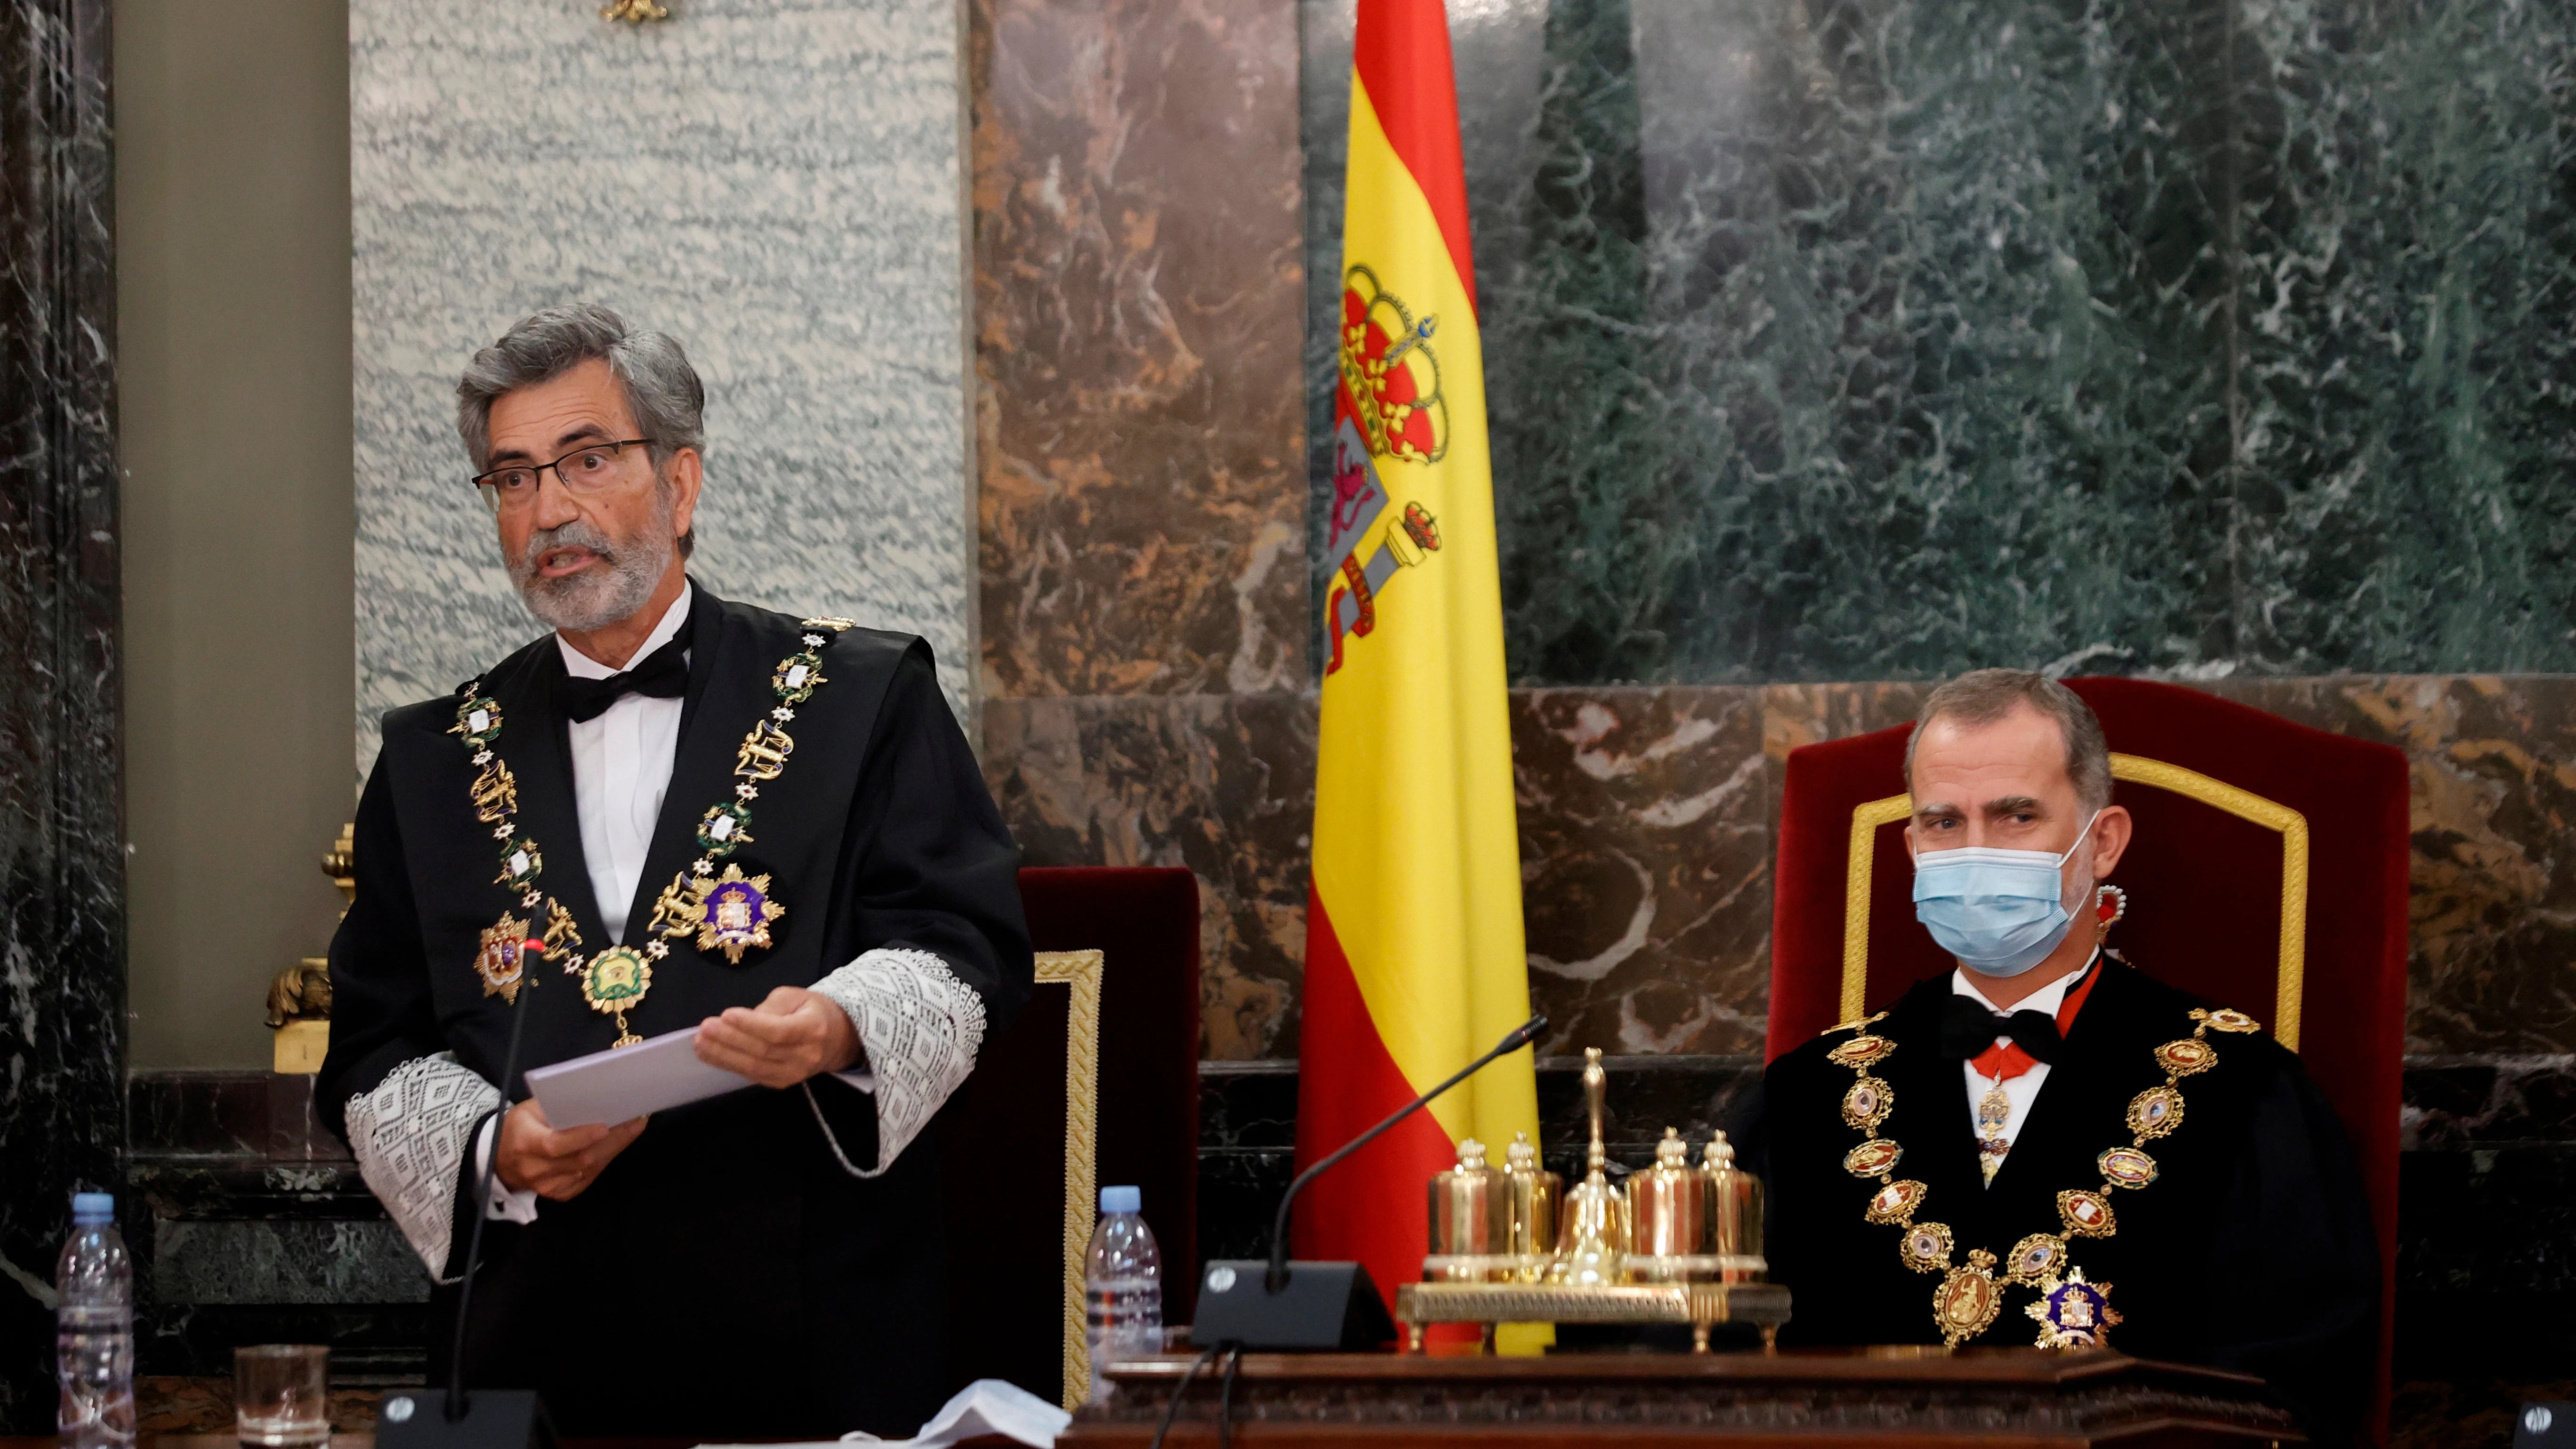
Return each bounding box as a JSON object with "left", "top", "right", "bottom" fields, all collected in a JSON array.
[
  {"left": 1189, "top": 1014, "right": 1546, "bottom": 1352},
  {"left": 378, "top": 945, "right": 557, "bottom": 1449}
]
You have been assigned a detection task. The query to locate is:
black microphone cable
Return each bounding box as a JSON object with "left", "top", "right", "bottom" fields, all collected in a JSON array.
[
  {"left": 1214, "top": 1345, "right": 1244, "bottom": 1449},
  {"left": 1144, "top": 1344, "right": 1224, "bottom": 1449},
  {"left": 444, "top": 963, "right": 539, "bottom": 1424}
]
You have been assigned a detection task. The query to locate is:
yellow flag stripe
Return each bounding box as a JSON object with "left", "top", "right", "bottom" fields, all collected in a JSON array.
[{"left": 1312, "top": 73, "right": 1534, "bottom": 1149}]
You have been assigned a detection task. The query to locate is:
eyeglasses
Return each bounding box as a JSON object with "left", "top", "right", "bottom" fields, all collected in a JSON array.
[{"left": 472, "top": 439, "right": 653, "bottom": 512}]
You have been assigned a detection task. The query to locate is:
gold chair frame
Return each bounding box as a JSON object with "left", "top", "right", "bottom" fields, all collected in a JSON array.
[
  {"left": 1034, "top": 948, "right": 1105, "bottom": 1410},
  {"left": 1838, "top": 753, "right": 2310, "bottom": 1050}
]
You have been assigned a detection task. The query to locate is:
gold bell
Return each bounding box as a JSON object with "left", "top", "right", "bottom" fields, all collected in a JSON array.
[
  {"left": 1626, "top": 1127, "right": 1711, "bottom": 1281},
  {"left": 1549, "top": 1048, "right": 1629, "bottom": 1286},
  {"left": 1424, "top": 1137, "right": 1514, "bottom": 1282},
  {"left": 1502, "top": 1131, "right": 1562, "bottom": 1282},
  {"left": 1702, "top": 1130, "right": 1769, "bottom": 1283}
]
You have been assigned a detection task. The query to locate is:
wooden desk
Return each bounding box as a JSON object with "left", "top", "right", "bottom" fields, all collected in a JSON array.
[{"left": 1069, "top": 1348, "right": 2304, "bottom": 1448}]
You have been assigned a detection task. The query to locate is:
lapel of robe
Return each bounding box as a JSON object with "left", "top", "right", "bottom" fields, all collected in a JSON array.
[
  {"left": 1881, "top": 981, "right": 1991, "bottom": 1236},
  {"left": 615, "top": 583, "right": 741, "bottom": 949},
  {"left": 482, "top": 636, "right": 611, "bottom": 951}
]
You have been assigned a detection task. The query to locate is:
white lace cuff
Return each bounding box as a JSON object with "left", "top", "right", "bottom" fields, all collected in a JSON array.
[
  {"left": 344, "top": 1053, "right": 500, "bottom": 1280},
  {"left": 804, "top": 947, "right": 989, "bottom": 1176}
]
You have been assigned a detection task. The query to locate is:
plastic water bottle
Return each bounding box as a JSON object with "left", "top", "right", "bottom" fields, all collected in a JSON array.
[
  {"left": 56, "top": 1191, "right": 134, "bottom": 1449},
  {"left": 1083, "top": 1185, "right": 1163, "bottom": 1403}
]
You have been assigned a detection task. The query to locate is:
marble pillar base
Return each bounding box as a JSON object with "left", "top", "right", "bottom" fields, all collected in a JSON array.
[{"left": 125, "top": 1072, "right": 429, "bottom": 1380}]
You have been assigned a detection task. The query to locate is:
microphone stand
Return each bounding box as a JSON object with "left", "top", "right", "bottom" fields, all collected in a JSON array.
[
  {"left": 446, "top": 965, "right": 537, "bottom": 1423},
  {"left": 1266, "top": 1013, "right": 1547, "bottom": 1291},
  {"left": 1187, "top": 1013, "right": 1546, "bottom": 1352},
  {"left": 382, "top": 952, "right": 555, "bottom": 1449}
]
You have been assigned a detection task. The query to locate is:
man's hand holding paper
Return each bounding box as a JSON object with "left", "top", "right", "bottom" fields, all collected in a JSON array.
[{"left": 693, "top": 985, "right": 864, "bottom": 1088}]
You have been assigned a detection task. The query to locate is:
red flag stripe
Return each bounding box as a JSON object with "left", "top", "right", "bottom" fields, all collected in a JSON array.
[
  {"left": 1351, "top": 0, "right": 1478, "bottom": 315},
  {"left": 1292, "top": 888, "right": 1459, "bottom": 1318}
]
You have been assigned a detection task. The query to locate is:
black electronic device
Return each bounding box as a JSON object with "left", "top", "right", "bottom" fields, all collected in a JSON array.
[
  {"left": 1189, "top": 1013, "right": 1546, "bottom": 1352},
  {"left": 381, "top": 961, "right": 553, "bottom": 1449},
  {"left": 1192, "top": 1260, "right": 1394, "bottom": 1351},
  {"left": 2516, "top": 1403, "right": 2576, "bottom": 1449},
  {"left": 376, "top": 1389, "right": 555, "bottom": 1449}
]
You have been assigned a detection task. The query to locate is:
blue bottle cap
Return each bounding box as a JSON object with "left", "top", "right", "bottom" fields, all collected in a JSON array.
[
  {"left": 70, "top": 1192, "right": 113, "bottom": 1222},
  {"left": 1099, "top": 1185, "right": 1141, "bottom": 1215}
]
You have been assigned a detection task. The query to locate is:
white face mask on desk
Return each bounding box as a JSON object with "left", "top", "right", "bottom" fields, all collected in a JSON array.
[{"left": 1910, "top": 810, "right": 2101, "bottom": 978}]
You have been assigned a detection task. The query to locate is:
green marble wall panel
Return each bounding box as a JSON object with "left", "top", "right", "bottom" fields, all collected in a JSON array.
[{"left": 1303, "top": 0, "right": 2576, "bottom": 683}]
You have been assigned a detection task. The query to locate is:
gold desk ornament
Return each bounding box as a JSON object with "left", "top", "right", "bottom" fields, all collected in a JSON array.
[
  {"left": 1501, "top": 1131, "right": 1561, "bottom": 1281},
  {"left": 1548, "top": 1048, "right": 1629, "bottom": 1286},
  {"left": 1398, "top": 1050, "right": 1791, "bottom": 1352},
  {"left": 1424, "top": 1138, "right": 1515, "bottom": 1282},
  {"left": 266, "top": 822, "right": 358, "bottom": 1073},
  {"left": 1702, "top": 1130, "right": 1769, "bottom": 1282},
  {"left": 1626, "top": 1128, "right": 1711, "bottom": 1281}
]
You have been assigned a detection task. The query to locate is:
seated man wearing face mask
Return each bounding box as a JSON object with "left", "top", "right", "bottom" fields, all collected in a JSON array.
[{"left": 1736, "top": 670, "right": 2376, "bottom": 1444}]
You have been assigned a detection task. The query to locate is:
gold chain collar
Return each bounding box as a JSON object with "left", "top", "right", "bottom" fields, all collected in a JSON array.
[
  {"left": 451, "top": 617, "right": 859, "bottom": 1045},
  {"left": 1820, "top": 993, "right": 2263, "bottom": 1347}
]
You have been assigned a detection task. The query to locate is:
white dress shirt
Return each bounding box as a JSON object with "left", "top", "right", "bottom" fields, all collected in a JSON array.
[
  {"left": 474, "top": 586, "right": 694, "bottom": 1224},
  {"left": 1951, "top": 949, "right": 2100, "bottom": 1176},
  {"left": 559, "top": 584, "right": 692, "bottom": 944}
]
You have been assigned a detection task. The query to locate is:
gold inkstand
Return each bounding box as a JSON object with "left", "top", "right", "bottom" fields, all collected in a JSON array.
[{"left": 1395, "top": 1048, "right": 1792, "bottom": 1352}]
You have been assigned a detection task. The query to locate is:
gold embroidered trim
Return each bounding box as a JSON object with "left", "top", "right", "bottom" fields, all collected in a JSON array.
[{"left": 1035, "top": 949, "right": 1104, "bottom": 1411}]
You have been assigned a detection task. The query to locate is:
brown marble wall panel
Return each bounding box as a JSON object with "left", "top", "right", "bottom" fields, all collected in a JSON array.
[
  {"left": 983, "top": 693, "right": 1316, "bottom": 1059},
  {"left": 1513, "top": 688, "right": 1772, "bottom": 1056},
  {"left": 972, "top": 0, "right": 1308, "bottom": 698},
  {"left": 2202, "top": 677, "right": 2576, "bottom": 1058}
]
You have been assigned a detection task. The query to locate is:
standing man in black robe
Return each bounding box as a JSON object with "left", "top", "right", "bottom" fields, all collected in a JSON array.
[
  {"left": 318, "top": 304, "right": 1032, "bottom": 1438},
  {"left": 1739, "top": 670, "right": 2377, "bottom": 1444}
]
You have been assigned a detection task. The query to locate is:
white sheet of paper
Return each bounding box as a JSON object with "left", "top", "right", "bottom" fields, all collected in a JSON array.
[
  {"left": 524, "top": 1026, "right": 751, "bottom": 1127},
  {"left": 697, "top": 1377, "right": 1071, "bottom": 1449}
]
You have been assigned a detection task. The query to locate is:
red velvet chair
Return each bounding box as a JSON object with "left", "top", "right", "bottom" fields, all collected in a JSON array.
[
  {"left": 939, "top": 867, "right": 1201, "bottom": 1408},
  {"left": 1767, "top": 679, "right": 2407, "bottom": 1446}
]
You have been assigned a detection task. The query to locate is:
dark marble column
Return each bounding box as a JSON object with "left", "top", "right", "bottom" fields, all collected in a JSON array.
[{"left": 0, "top": 0, "right": 124, "bottom": 1431}]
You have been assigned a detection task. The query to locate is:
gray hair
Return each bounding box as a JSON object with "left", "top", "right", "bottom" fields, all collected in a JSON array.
[
  {"left": 1903, "top": 668, "right": 2113, "bottom": 811},
  {"left": 457, "top": 303, "right": 703, "bottom": 556}
]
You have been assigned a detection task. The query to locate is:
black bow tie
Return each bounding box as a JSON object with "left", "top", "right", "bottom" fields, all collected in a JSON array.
[
  {"left": 1938, "top": 995, "right": 2064, "bottom": 1064},
  {"left": 555, "top": 632, "right": 689, "bottom": 723}
]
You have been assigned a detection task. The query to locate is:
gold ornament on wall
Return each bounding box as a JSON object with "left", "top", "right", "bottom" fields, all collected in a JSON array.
[
  {"left": 601, "top": 0, "right": 669, "bottom": 22},
  {"left": 265, "top": 823, "right": 354, "bottom": 1073}
]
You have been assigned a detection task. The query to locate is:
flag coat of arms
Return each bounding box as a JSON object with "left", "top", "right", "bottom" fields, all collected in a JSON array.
[{"left": 1295, "top": 0, "right": 1540, "bottom": 1309}]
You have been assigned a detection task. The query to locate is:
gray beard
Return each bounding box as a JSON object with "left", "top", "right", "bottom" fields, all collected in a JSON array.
[{"left": 508, "top": 516, "right": 673, "bottom": 634}]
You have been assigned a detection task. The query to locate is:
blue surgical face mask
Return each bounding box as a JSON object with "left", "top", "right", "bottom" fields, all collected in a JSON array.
[{"left": 1910, "top": 811, "right": 2101, "bottom": 978}]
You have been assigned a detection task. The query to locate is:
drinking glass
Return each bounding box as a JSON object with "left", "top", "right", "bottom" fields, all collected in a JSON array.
[{"left": 233, "top": 1344, "right": 329, "bottom": 1448}]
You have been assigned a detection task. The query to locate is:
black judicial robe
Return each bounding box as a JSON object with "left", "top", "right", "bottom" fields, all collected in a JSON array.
[
  {"left": 317, "top": 584, "right": 1032, "bottom": 1439},
  {"left": 1737, "top": 962, "right": 2377, "bottom": 1445}
]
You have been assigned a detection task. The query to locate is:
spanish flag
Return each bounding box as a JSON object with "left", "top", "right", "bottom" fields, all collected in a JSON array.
[{"left": 1294, "top": 0, "right": 1539, "bottom": 1311}]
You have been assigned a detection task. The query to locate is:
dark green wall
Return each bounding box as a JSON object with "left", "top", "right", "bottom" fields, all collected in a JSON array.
[{"left": 1308, "top": 0, "right": 2576, "bottom": 684}]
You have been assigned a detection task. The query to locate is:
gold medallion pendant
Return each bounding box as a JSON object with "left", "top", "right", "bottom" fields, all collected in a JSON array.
[
  {"left": 1932, "top": 1250, "right": 2004, "bottom": 1346},
  {"left": 664, "top": 863, "right": 786, "bottom": 966},
  {"left": 580, "top": 947, "right": 654, "bottom": 1047},
  {"left": 473, "top": 913, "right": 536, "bottom": 1003},
  {"left": 1843, "top": 1139, "right": 1905, "bottom": 1177},
  {"left": 1898, "top": 1221, "right": 1954, "bottom": 1273},
  {"left": 2026, "top": 1268, "right": 2123, "bottom": 1348},
  {"left": 1841, "top": 1075, "right": 1894, "bottom": 1130}
]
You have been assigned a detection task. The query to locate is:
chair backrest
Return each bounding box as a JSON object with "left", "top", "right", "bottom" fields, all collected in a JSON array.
[
  {"left": 939, "top": 866, "right": 1201, "bottom": 1409},
  {"left": 1766, "top": 678, "right": 2407, "bottom": 1444}
]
